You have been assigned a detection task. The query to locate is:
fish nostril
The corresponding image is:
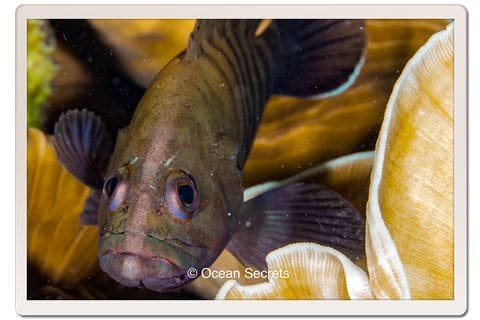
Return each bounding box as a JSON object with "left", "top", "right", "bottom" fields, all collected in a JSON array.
[
  {"left": 119, "top": 205, "right": 129, "bottom": 215},
  {"left": 156, "top": 202, "right": 165, "bottom": 216}
]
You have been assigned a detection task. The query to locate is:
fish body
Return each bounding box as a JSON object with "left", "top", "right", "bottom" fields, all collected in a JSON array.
[
  {"left": 97, "top": 55, "right": 244, "bottom": 290},
  {"left": 54, "top": 19, "right": 367, "bottom": 292}
]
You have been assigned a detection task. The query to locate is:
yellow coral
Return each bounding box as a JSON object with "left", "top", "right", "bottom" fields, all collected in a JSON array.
[
  {"left": 217, "top": 23, "right": 454, "bottom": 301},
  {"left": 27, "top": 128, "right": 97, "bottom": 285},
  {"left": 27, "top": 20, "right": 57, "bottom": 128}
]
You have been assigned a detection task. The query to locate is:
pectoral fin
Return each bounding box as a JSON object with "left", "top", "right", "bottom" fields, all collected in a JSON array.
[
  {"left": 227, "top": 182, "right": 365, "bottom": 270},
  {"left": 53, "top": 109, "right": 112, "bottom": 189},
  {"left": 80, "top": 190, "right": 102, "bottom": 225}
]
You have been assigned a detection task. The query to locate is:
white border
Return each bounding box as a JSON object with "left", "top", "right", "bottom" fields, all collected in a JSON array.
[{"left": 15, "top": 4, "right": 468, "bottom": 316}]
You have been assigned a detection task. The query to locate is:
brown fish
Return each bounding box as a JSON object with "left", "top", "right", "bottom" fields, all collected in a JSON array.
[{"left": 53, "top": 19, "right": 367, "bottom": 292}]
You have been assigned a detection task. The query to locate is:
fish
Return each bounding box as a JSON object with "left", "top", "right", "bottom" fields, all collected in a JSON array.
[{"left": 53, "top": 19, "right": 367, "bottom": 292}]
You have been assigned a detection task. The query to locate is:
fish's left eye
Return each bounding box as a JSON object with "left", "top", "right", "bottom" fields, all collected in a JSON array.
[
  {"left": 104, "top": 177, "right": 118, "bottom": 198},
  {"left": 103, "top": 169, "right": 129, "bottom": 211},
  {"left": 165, "top": 171, "right": 199, "bottom": 223}
]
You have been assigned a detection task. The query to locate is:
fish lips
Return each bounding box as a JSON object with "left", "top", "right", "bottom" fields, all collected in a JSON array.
[
  {"left": 98, "top": 232, "right": 209, "bottom": 292},
  {"left": 99, "top": 252, "right": 190, "bottom": 292}
]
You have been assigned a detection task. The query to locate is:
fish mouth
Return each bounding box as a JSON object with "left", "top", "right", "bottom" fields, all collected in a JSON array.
[
  {"left": 98, "top": 232, "right": 208, "bottom": 292},
  {"left": 99, "top": 252, "right": 189, "bottom": 292}
]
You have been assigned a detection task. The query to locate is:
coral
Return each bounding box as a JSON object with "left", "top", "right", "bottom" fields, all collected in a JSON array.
[
  {"left": 217, "top": 23, "right": 454, "bottom": 300},
  {"left": 27, "top": 20, "right": 57, "bottom": 128}
]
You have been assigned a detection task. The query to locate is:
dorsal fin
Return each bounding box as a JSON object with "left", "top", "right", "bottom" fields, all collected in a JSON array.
[
  {"left": 185, "top": 20, "right": 261, "bottom": 59},
  {"left": 269, "top": 19, "right": 366, "bottom": 98},
  {"left": 182, "top": 19, "right": 366, "bottom": 169}
]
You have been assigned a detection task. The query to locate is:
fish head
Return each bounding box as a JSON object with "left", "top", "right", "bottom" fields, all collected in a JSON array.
[{"left": 97, "top": 59, "right": 243, "bottom": 292}]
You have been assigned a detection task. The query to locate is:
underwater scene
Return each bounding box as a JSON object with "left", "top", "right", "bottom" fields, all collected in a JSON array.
[{"left": 26, "top": 19, "right": 453, "bottom": 300}]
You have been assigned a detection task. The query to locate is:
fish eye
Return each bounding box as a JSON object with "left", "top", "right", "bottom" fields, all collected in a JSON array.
[
  {"left": 104, "top": 177, "right": 118, "bottom": 198},
  {"left": 165, "top": 171, "right": 199, "bottom": 223},
  {"left": 103, "top": 169, "right": 129, "bottom": 211},
  {"left": 178, "top": 184, "right": 195, "bottom": 206}
]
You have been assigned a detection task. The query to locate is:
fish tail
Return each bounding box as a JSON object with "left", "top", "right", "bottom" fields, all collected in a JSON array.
[{"left": 263, "top": 19, "right": 367, "bottom": 98}]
